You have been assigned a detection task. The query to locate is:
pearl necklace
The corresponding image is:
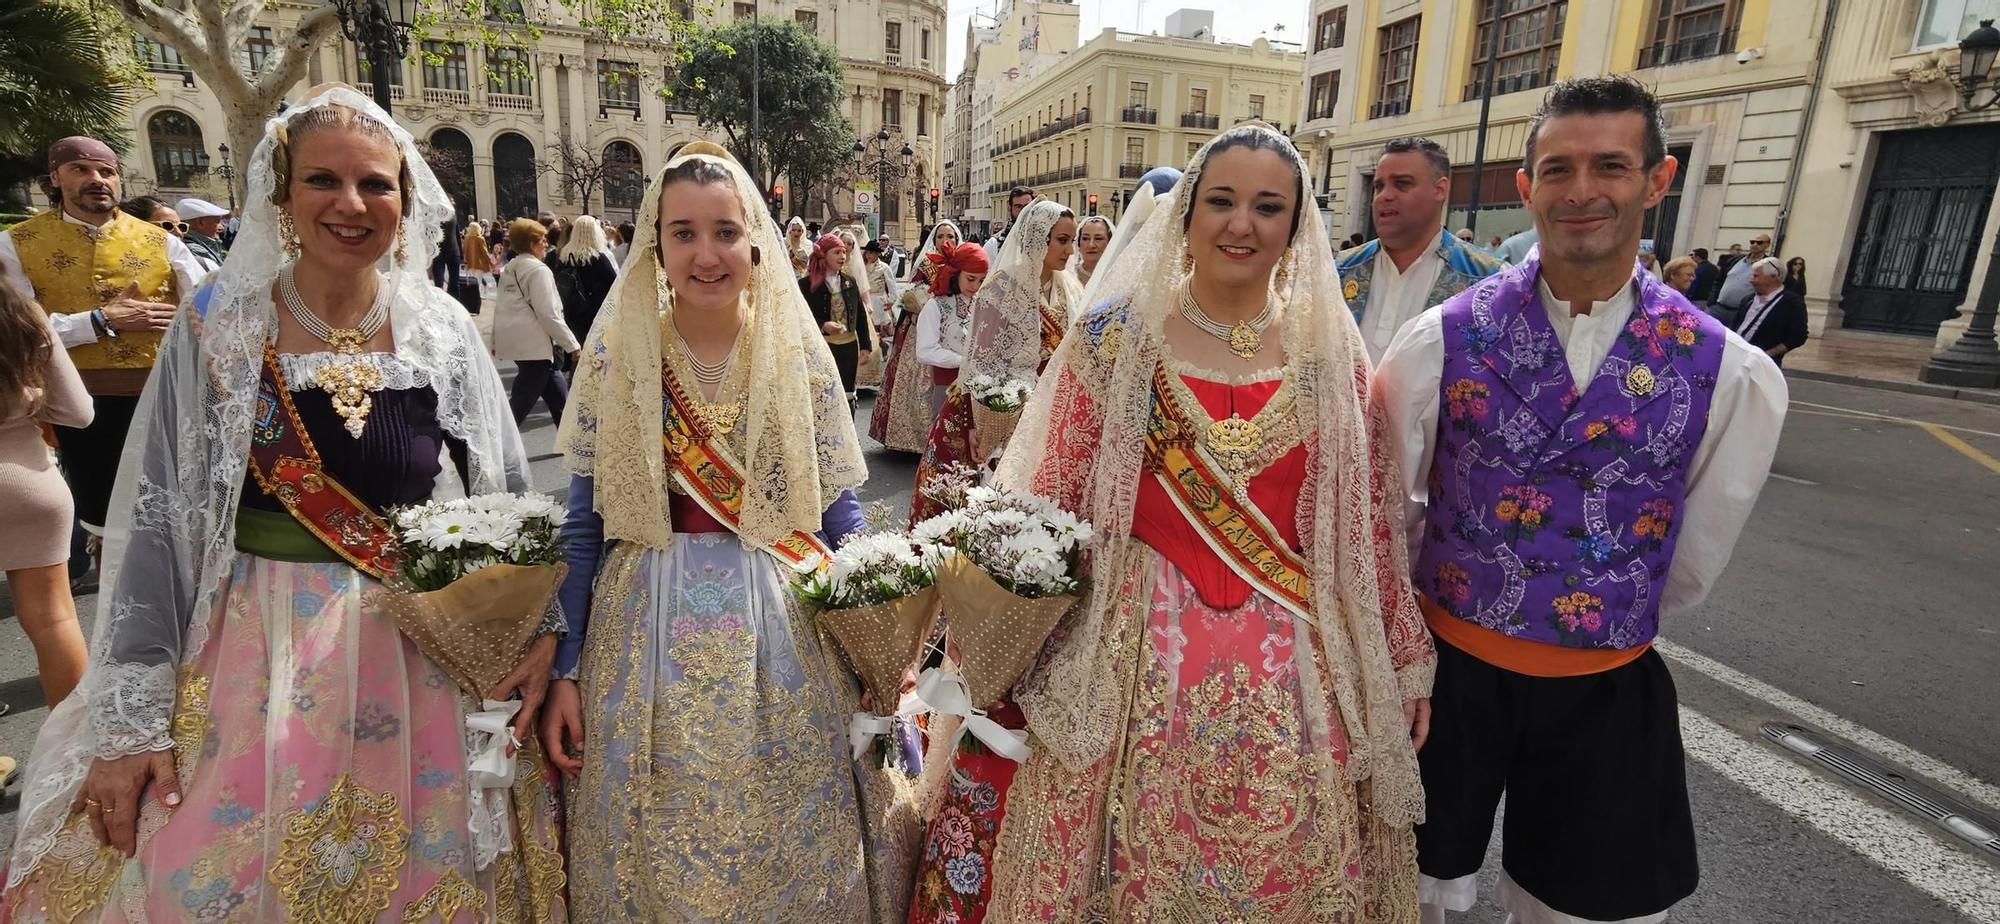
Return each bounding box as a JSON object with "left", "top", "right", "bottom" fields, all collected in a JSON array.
[
  {"left": 280, "top": 265, "right": 391, "bottom": 438},
  {"left": 1178, "top": 284, "right": 1274, "bottom": 360},
  {"left": 669, "top": 317, "right": 746, "bottom": 434}
]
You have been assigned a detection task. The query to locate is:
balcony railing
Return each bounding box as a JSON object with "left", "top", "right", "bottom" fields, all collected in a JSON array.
[
  {"left": 1636, "top": 27, "right": 1738, "bottom": 68},
  {"left": 1369, "top": 97, "right": 1410, "bottom": 119},
  {"left": 1179, "top": 111, "right": 1219, "bottom": 130},
  {"left": 599, "top": 100, "right": 642, "bottom": 120},
  {"left": 1461, "top": 63, "right": 1559, "bottom": 102},
  {"left": 1122, "top": 106, "right": 1158, "bottom": 124},
  {"left": 1119, "top": 162, "right": 1146, "bottom": 179},
  {"left": 489, "top": 92, "right": 536, "bottom": 110},
  {"left": 424, "top": 87, "right": 472, "bottom": 106},
  {"left": 356, "top": 82, "right": 406, "bottom": 101},
  {"left": 885, "top": 48, "right": 903, "bottom": 66}
]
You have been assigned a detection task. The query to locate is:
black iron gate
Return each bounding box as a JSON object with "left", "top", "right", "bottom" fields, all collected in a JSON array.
[{"left": 1841, "top": 125, "right": 2000, "bottom": 336}]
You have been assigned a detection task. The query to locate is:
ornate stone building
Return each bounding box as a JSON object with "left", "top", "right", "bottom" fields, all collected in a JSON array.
[{"left": 119, "top": 0, "right": 948, "bottom": 244}]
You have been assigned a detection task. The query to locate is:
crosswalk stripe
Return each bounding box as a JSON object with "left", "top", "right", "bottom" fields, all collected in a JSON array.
[
  {"left": 1658, "top": 639, "right": 2000, "bottom": 814},
  {"left": 1678, "top": 705, "right": 2000, "bottom": 921}
]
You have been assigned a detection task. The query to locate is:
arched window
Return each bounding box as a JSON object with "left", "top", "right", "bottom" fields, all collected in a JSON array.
[
  {"left": 493, "top": 132, "right": 539, "bottom": 220},
  {"left": 604, "top": 141, "right": 643, "bottom": 214},
  {"left": 428, "top": 128, "right": 477, "bottom": 220},
  {"left": 148, "top": 110, "right": 207, "bottom": 189}
]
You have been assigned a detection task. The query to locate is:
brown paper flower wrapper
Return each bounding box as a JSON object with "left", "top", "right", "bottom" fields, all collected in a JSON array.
[
  {"left": 936, "top": 554, "right": 1077, "bottom": 710},
  {"left": 814, "top": 584, "right": 943, "bottom": 709},
  {"left": 383, "top": 562, "right": 567, "bottom": 699},
  {"left": 969, "top": 400, "right": 1022, "bottom": 462}
]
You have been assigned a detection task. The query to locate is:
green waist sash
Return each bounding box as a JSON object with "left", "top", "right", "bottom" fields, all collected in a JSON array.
[{"left": 234, "top": 504, "right": 347, "bottom": 564}]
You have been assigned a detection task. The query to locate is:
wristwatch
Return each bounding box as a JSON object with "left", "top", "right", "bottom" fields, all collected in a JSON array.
[{"left": 90, "top": 308, "right": 117, "bottom": 338}]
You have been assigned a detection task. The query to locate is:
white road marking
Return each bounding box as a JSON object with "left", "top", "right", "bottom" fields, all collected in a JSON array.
[
  {"left": 1791, "top": 400, "right": 2000, "bottom": 440},
  {"left": 1658, "top": 639, "right": 2000, "bottom": 813},
  {"left": 1767, "top": 472, "right": 1819, "bottom": 486},
  {"left": 1678, "top": 705, "right": 2000, "bottom": 922}
]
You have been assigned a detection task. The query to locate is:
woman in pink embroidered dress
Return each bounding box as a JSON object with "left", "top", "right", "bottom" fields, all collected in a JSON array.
[{"left": 959, "top": 124, "right": 1437, "bottom": 921}]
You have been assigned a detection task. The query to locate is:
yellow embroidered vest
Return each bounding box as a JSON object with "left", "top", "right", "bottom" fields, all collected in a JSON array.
[{"left": 10, "top": 209, "right": 176, "bottom": 371}]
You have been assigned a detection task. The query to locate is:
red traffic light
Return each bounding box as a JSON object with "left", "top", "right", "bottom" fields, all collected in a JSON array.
[
  {"left": 929, "top": 188, "right": 941, "bottom": 200},
  {"left": 772, "top": 184, "right": 786, "bottom": 197},
  {"left": 1088, "top": 193, "right": 1099, "bottom": 205}
]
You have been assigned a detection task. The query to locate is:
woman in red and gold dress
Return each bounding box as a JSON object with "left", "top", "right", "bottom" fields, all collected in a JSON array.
[
  {"left": 870, "top": 221, "right": 962, "bottom": 453},
  {"left": 906, "top": 200, "right": 1078, "bottom": 524},
  {"left": 946, "top": 124, "right": 1435, "bottom": 921}
]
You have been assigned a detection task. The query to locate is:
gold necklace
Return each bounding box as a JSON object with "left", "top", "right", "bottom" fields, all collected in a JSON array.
[
  {"left": 280, "top": 265, "right": 389, "bottom": 438},
  {"left": 1178, "top": 285, "right": 1273, "bottom": 360},
  {"left": 666, "top": 315, "right": 747, "bottom": 435}
]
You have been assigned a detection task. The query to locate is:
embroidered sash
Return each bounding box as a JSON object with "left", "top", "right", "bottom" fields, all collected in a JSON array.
[
  {"left": 1143, "top": 363, "right": 1312, "bottom": 621},
  {"left": 660, "top": 365, "right": 832, "bottom": 571},
  {"left": 245, "top": 344, "right": 398, "bottom": 580},
  {"left": 1040, "top": 303, "right": 1065, "bottom": 357}
]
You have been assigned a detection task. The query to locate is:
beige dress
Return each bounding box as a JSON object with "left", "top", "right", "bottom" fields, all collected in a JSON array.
[{"left": 0, "top": 312, "right": 93, "bottom": 569}]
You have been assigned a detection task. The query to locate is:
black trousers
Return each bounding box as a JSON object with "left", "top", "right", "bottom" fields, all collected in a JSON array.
[
  {"left": 1416, "top": 636, "right": 1699, "bottom": 921},
  {"left": 53, "top": 394, "right": 140, "bottom": 531},
  {"left": 509, "top": 359, "right": 569, "bottom": 425},
  {"left": 828, "top": 340, "right": 859, "bottom": 395}
]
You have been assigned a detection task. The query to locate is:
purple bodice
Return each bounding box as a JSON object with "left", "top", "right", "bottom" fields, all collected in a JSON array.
[
  {"left": 239, "top": 383, "right": 446, "bottom": 514},
  {"left": 1414, "top": 258, "right": 1726, "bottom": 650}
]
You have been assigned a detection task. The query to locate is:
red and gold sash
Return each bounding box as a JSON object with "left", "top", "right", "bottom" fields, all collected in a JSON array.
[
  {"left": 660, "top": 365, "right": 832, "bottom": 571},
  {"left": 1143, "top": 363, "right": 1312, "bottom": 620},
  {"left": 1039, "top": 303, "right": 1066, "bottom": 359},
  {"left": 245, "top": 344, "right": 398, "bottom": 580}
]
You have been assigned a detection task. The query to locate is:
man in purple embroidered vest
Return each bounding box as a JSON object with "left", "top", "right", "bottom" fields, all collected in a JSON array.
[{"left": 1376, "top": 77, "right": 1788, "bottom": 924}]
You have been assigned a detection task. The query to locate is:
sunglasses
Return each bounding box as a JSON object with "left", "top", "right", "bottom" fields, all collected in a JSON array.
[{"left": 160, "top": 220, "right": 188, "bottom": 233}]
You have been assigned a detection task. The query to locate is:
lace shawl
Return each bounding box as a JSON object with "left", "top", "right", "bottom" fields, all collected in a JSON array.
[{"left": 966, "top": 200, "right": 1084, "bottom": 384}]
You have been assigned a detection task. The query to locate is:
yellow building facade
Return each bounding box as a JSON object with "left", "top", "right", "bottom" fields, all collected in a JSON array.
[{"left": 987, "top": 27, "right": 1304, "bottom": 226}]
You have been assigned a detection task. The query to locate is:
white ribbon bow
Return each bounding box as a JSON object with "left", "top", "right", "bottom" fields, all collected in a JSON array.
[
  {"left": 465, "top": 698, "right": 522, "bottom": 789},
  {"left": 848, "top": 712, "right": 897, "bottom": 761},
  {"left": 905, "top": 667, "right": 1031, "bottom": 763}
]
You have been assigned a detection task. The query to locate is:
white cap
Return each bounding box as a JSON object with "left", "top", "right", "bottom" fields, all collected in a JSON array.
[{"left": 176, "top": 197, "right": 229, "bottom": 219}]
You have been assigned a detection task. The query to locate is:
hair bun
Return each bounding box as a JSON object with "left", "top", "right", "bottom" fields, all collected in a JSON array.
[{"left": 673, "top": 141, "right": 739, "bottom": 165}]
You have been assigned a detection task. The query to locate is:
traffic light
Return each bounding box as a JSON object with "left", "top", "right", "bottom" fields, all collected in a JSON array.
[
  {"left": 1087, "top": 193, "right": 1099, "bottom": 215},
  {"left": 770, "top": 184, "right": 785, "bottom": 218},
  {"left": 929, "top": 187, "right": 941, "bottom": 204}
]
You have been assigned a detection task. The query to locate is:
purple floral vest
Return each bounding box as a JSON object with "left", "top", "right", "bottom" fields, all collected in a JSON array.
[{"left": 1414, "top": 255, "right": 1726, "bottom": 649}]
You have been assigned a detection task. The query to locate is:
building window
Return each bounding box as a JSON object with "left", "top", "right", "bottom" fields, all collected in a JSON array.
[
  {"left": 885, "top": 21, "right": 903, "bottom": 65},
  {"left": 733, "top": 1, "right": 754, "bottom": 18},
  {"left": 244, "top": 26, "right": 274, "bottom": 74},
  {"left": 599, "top": 60, "right": 641, "bottom": 110},
  {"left": 357, "top": 50, "right": 402, "bottom": 88},
  {"left": 922, "top": 27, "right": 933, "bottom": 63},
  {"left": 1309, "top": 70, "right": 1340, "bottom": 120},
  {"left": 423, "top": 41, "right": 470, "bottom": 92},
  {"left": 1639, "top": 0, "right": 1745, "bottom": 67},
  {"left": 1315, "top": 7, "right": 1348, "bottom": 52},
  {"left": 1918, "top": 0, "right": 2000, "bottom": 47},
  {"left": 147, "top": 110, "right": 207, "bottom": 188},
  {"left": 488, "top": 46, "right": 534, "bottom": 98},
  {"left": 1188, "top": 87, "right": 1208, "bottom": 114},
  {"left": 1247, "top": 94, "right": 1265, "bottom": 119},
  {"left": 134, "top": 37, "right": 189, "bottom": 74},
  {"left": 796, "top": 9, "right": 817, "bottom": 31},
  {"left": 1465, "top": 0, "right": 1565, "bottom": 99},
  {"left": 671, "top": 0, "right": 694, "bottom": 19},
  {"left": 1128, "top": 81, "right": 1149, "bottom": 108},
  {"left": 1373, "top": 16, "right": 1419, "bottom": 118},
  {"left": 1125, "top": 136, "right": 1145, "bottom": 165},
  {"left": 604, "top": 141, "right": 644, "bottom": 212},
  {"left": 919, "top": 93, "right": 930, "bottom": 135},
  {"left": 883, "top": 87, "right": 903, "bottom": 129},
  {"left": 1187, "top": 141, "right": 1201, "bottom": 161},
  {"left": 487, "top": 0, "right": 525, "bottom": 19}
]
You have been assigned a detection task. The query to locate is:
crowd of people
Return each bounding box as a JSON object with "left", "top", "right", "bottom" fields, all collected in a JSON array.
[{"left": 0, "top": 75, "right": 1794, "bottom": 923}]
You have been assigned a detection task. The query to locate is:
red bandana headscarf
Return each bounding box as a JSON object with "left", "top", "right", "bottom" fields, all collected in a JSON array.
[
  {"left": 807, "top": 233, "right": 846, "bottom": 291},
  {"left": 930, "top": 242, "right": 990, "bottom": 296}
]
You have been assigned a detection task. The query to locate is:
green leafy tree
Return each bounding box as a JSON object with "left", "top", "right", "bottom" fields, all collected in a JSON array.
[
  {"left": 671, "top": 17, "right": 852, "bottom": 203},
  {"left": 0, "top": 0, "right": 133, "bottom": 209}
]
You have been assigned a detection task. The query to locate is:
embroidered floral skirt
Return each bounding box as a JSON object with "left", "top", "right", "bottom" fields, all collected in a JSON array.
[
  {"left": 868, "top": 312, "right": 932, "bottom": 454},
  {"left": 1, "top": 555, "right": 567, "bottom": 923},
  {"left": 906, "top": 700, "right": 1025, "bottom": 924},
  {"left": 909, "top": 387, "right": 977, "bottom": 525},
  {"left": 983, "top": 553, "right": 1421, "bottom": 921},
  {"left": 566, "top": 535, "right": 919, "bottom": 923}
]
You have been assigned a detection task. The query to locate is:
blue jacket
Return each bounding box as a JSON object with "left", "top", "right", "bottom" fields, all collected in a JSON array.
[{"left": 1337, "top": 231, "right": 1504, "bottom": 327}]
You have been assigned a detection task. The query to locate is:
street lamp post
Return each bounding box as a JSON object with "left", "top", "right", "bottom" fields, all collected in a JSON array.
[
  {"left": 213, "top": 143, "right": 237, "bottom": 211},
  {"left": 335, "top": 0, "right": 415, "bottom": 115},
  {"left": 1920, "top": 20, "right": 2000, "bottom": 388},
  {"left": 853, "top": 127, "right": 913, "bottom": 236}
]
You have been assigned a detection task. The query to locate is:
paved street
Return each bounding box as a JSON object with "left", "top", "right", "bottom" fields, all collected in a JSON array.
[{"left": 1, "top": 371, "right": 1996, "bottom": 921}]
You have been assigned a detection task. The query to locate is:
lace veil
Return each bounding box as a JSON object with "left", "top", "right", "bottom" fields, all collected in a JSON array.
[
  {"left": 7, "top": 85, "right": 528, "bottom": 886},
  {"left": 964, "top": 199, "right": 1082, "bottom": 384},
  {"left": 1064, "top": 214, "right": 1115, "bottom": 279},
  {"left": 554, "top": 145, "right": 866, "bottom": 551},
  {"left": 992, "top": 125, "right": 1428, "bottom": 826},
  {"left": 906, "top": 220, "right": 961, "bottom": 286}
]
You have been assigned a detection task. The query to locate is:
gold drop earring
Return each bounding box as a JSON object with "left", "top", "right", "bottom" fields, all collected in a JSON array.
[{"left": 279, "top": 211, "right": 301, "bottom": 259}]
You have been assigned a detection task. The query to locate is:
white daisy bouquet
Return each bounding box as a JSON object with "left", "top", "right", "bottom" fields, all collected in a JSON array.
[
  {"left": 919, "top": 484, "right": 1092, "bottom": 710},
  {"left": 795, "top": 530, "right": 952, "bottom": 764},
  {"left": 381, "top": 492, "right": 569, "bottom": 702},
  {"left": 964, "top": 374, "right": 1035, "bottom": 460}
]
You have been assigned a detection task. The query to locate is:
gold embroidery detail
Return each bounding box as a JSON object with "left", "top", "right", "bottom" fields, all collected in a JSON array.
[
  {"left": 1625, "top": 365, "right": 1656, "bottom": 397},
  {"left": 269, "top": 773, "right": 411, "bottom": 923},
  {"left": 25, "top": 814, "right": 123, "bottom": 924},
  {"left": 172, "top": 668, "right": 213, "bottom": 770},
  {"left": 401, "top": 869, "right": 485, "bottom": 923},
  {"left": 1204, "top": 415, "right": 1264, "bottom": 482}
]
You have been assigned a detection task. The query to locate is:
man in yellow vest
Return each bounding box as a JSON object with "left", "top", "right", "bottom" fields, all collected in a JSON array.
[{"left": 0, "top": 136, "right": 203, "bottom": 538}]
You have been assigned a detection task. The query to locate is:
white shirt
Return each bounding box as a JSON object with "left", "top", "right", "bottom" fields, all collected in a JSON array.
[
  {"left": 1739, "top": 288, "right": 1783, "bottom": 340},
  {"left": 0, "top": 210, "right": 206, "bottom": 348},
  {"left": 914, "top": 297, "right": 963, "bottom": 370},
  {"left": 1362, "top": 230, "right": 1448, "bottom": 362},
  {"left": 1374, "top": 273, "right": 1789, "bottom": 621}
]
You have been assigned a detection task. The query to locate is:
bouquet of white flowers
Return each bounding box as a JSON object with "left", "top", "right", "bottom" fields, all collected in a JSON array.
[
  {"left": 794, "top": 531, "right": 952, "bottom": 761},
  {"left": 383, "top": 492, "right": 568, "bottom": 701},
  {"left": 917, "top": 485, "right": 1092, "bottom": 710},
  {"left": 964, "top": 373, "right": 1035, "bottom": 461}
]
